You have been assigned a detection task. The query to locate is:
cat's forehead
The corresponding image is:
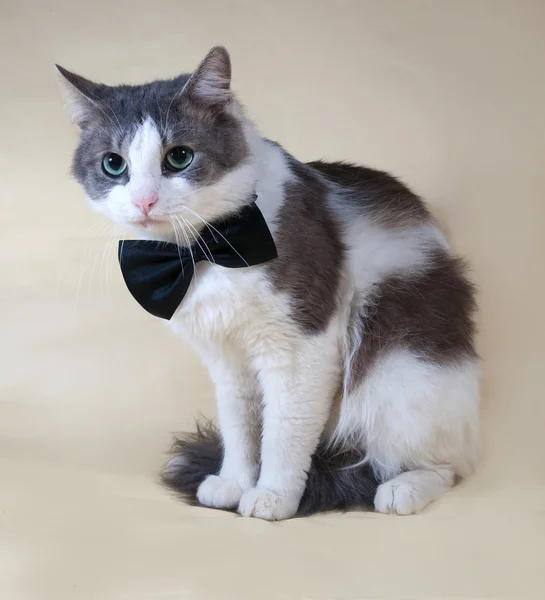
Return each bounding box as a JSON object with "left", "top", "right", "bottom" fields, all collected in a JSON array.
[
  {"left": 99, "top": 75, "right": 193, "bottom": 132},
  {"left": 82, "top": 80, "right": 225, "bottom": 158},
  {"left": 86, "top": 80, "right": 246, "bottom": 158}
]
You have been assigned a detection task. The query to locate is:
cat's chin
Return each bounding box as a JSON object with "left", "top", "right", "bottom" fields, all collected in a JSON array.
[{"left": 125, "top": 219, "right": 175, "bottom": 242}]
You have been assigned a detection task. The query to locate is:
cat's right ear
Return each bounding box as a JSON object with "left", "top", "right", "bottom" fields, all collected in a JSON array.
[
  {"left": 55, "top": 65, "right": 102, "bottom": 128},
  {"left": 182, "top": 46, "right": 232, "bottom": 109}
]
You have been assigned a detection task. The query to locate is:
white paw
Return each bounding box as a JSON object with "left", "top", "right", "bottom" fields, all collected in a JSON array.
[
  {"left": 197, "top": 475, "right": 245, "bottom": 509},
  {"left": 374, "top": 481, "right": 427, "bottom": 515},
  {"left": 238, "top": 487, "right": 299, "bottom": 521}
]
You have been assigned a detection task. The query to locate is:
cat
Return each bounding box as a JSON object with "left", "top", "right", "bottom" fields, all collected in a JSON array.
[{"left": 57, "top": 46, "right": 480, "bottom": 520}]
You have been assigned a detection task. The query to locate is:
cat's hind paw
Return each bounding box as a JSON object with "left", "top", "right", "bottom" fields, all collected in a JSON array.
[
  {"left": 374, "top": 481, "right": 420, "bottom": 515},
  {"left": 238, "top": 487, "right": 299, "bottom": 521},
  {"left": 374, "top": 468, "right": 454, "bottom": 515}
]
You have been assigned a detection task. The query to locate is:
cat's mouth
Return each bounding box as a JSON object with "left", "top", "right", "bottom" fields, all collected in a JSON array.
[
  {"left": 141, "top": 218, "right": 160, "bottom": 228},
  {"left": 130, "top": 216, "right": 167, "bottom": 228},
  {"left": 126, "top": 216, "right": 174, "bottom": 238}
]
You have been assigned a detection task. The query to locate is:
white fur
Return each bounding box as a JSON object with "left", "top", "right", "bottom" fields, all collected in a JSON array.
[
  {"left": 92, "top": 104, "right": 480, "bottom": 520},
  {"left": 344, "top": 219, "right": 446, "bottom": 290},
  {"left": 331, "top": 349, "right": 481, "bottom": 484},
  {"left": 195, "top": 343, "right": 260, "bottom": 509},
  {"left": 127, "top": 118, "right": 163, "bottom": 202},
  {"left": 254, "top": 141, "right": 293, "bottom": 237},
  {"left": 238, "top": 316, "right": 342, "bottom": 519}
]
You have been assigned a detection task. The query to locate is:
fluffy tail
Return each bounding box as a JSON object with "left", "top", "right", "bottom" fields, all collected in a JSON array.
[{"left": 161, "top": 420, "right": 378, "bottom": 517}]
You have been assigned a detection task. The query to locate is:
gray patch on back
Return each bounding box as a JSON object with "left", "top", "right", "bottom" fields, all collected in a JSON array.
[
  {"left": 346, "top": 248, "right": 478, "bottom": 393},
  {"left": 309, "top": 161, "right": 431, "bottom": 228}
]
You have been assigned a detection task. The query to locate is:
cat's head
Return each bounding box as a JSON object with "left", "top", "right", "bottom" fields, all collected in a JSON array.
[{"left": 57, "top": 46, "right": 257, "bottom": 241}]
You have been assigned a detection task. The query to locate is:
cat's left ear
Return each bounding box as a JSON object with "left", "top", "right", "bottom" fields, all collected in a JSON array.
[
  {"left": 55, "top": 65, "right": 104, "bottom": 127},
  {"left": 183, "top": 46, "right": 232, "bottom": 108}
]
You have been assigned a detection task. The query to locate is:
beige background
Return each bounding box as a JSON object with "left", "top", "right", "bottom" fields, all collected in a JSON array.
[{"left": 2, "top": 1, "right": 544, "bottom": 598}]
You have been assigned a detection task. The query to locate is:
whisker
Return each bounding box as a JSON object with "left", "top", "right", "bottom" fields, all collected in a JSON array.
[
  {"left": 173, "top": 215, "right": 198, "bottom": 283},
  {"left": 99, "top": 233, "right": 111, "bottom": 298},
  {"left": 181, "top": 206, "right": 251, "bottom": 269},
  {"left": 169, "top": 217, "right": 187, "bottom": 277},
  {"left": 180, "top": 215, "right": 215, "bottom": 264},
  {"left": 87, "top": 244, "right": 102, "bottom": 297},
  {"left": 97, "top": 222, "right": 119, "bottom": 299},
  {"left": 75, "top": 264, "right": 86, "bottom": 311},
  {"left": 106, "top": 223, "right": 120, "bottom": 297},
  {"left": 153, "top": 179, "right": 217, "bottom": 218}
]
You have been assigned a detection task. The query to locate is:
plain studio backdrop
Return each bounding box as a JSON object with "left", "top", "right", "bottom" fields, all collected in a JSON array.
[{"left": 1, "top": 1, "right": 544, "bottom": 599}]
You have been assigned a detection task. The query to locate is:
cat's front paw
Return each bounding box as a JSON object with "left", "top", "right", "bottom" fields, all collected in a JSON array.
[
  {"left": 197, "top": 475, "right": 246, "bottom": 509},
  {"left": 238, "top": 487, "right": 299, "bottom": 521}
]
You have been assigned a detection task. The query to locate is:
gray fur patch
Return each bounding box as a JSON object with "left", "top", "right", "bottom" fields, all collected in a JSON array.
[
  {"left": 310, "top": 161, "right": 431, "bottom": 228},
  {"left": 268, "top": 155, "right": 345, "bottom": 334},
  {"left": 346, "top": 248, "right": 478, "bottom": 393}
]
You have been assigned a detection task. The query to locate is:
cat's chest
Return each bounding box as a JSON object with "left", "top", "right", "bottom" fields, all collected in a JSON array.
[{"left": 168, "top": 263, "right": 282, "bottom": 343}]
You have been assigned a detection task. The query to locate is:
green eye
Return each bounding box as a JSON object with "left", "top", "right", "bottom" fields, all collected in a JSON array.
[
  {"left": 165, "top": 146, "right": 193, "bottom": 172},
  {"left": 102, "top": 153, "right": 127, "bottom": 177}
]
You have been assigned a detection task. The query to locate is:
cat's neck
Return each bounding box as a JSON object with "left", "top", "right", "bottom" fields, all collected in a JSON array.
[{"left": 238, "top": 114, "right": 293, "bottom": 238}]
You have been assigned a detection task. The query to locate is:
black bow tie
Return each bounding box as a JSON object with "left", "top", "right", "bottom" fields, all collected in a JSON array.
[{"left": 118, "top": 202, "right": 278, "bottom": 320}]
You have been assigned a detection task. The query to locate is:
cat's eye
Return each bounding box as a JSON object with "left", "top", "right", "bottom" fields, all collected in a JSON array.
[
  {"left": 102, "top": 153, "right": 127, "bottom": 177},
  {"left": 165, "top": 146, "right": 193, "bottom": 172}
]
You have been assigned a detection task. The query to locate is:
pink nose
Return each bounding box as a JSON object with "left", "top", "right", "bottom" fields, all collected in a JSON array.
[{"left": 133, "top": 195, "right": 158, "bottom": 216}]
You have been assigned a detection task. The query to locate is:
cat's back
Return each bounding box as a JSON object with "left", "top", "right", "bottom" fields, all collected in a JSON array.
[
  {"left": 301, "top": 160, "right": 445, "bottom": 290},
  {"left": 303, "top": 158, "right": 477, "bottom": 364},
  {"left": 307, "top": 160, "right": 432, "bottom": 230}
]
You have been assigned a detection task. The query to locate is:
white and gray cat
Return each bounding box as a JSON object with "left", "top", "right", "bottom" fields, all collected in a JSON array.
[{"left": 57, "top": 46, "right": 480, "bottom": 520}]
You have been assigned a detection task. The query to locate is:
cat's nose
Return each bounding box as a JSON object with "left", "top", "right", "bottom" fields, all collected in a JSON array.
[{"left": 133, "top": 195, "right": 158, "bottom": 216}]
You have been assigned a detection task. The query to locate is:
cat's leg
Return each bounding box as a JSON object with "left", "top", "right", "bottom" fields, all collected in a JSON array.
[
  {"left": 238, "top": 328, "right": 340, "bottom": 521},
  {"left": 196, "top": 348, "right": 261, "bottom": 510},
  {"left": 336, "top": 348, "right": 481, "bottom": 515}
]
